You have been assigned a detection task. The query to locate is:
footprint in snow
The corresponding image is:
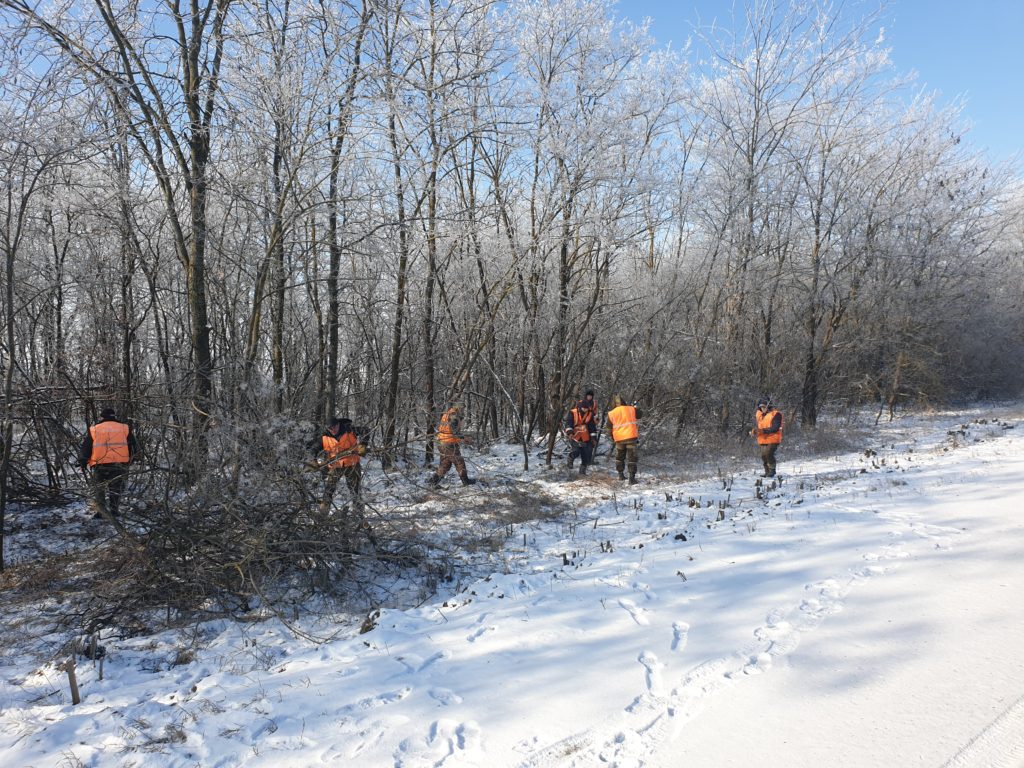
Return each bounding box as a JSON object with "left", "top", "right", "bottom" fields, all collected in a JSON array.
[
  {"left": 632, "top": 580, "right": 658, "bottom": 601},
  {"left": 466, "top": 625, "right": 497, "bottom": 643},
  {"left": 798, "top": 580, "right": 848, "bottom": 625},
  {"left": 670, "top": 655, "right": 736, "bottom": 706},
  {"left": 417, "top": 650, "right": 451, "bottom": 672},
  {"left": 814, "top": 578, "right": 845, "bottom": 601},
  {"left": 322, "top": 718, "right": 388, "bottom": 760},
  {"left": 618, "top": 597, "right": 650, "bottom": 626},
  {"left": 855, "top": 563, "right": 894, "bottom": 578},
  {"left": 910, "top": 522, "right": 957, "bottom": 549},
  {"left": 392, "top": 656, "right": 417, "bottom": 675},
  {"left": 454, "top": 720, "right": 482, "bottom": 751},
  {"left": 346, "top": 686, "right": 412, "bottom": 713},
  {"left": 597, "top": 727, "right": 645, "bottom": 765},
  {"left": 795, "top": 597, "right": 832, "bottom": 632},
  {"left": 393, "top": 649, "right": 451, "bottom": 675},
  {"left": 428, "top": 687, "right": 463, "bottom": 706},
  {"left": 638, "top": 650, "right": 665, "bottom": 695},
  {"left": 395, "top": 718, "right": 483, "bottom": 766},
  {"left": 514, "top": 734, "right": 541, "bottom": 753},
  {"left": 671, "top": 621, "right": 689, "bottom": 652},
  {"left": 754, "top": 617, "right": 800, "bottom": 656},
  {"left": 863, "top": 544, "right": 910, "bottom": 562},
  {"left": 736, "top": 651, "right": 773, "bottom": 676}
]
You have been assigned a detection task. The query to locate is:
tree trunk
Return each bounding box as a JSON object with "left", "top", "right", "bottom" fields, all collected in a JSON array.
[{"left": 382, "top": 79, "right": 410, "bottom": 467}]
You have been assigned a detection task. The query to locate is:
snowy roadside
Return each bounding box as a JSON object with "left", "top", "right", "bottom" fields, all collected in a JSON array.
[{"left": 1, "top": 406, "right": 1023, "bottom": 767}]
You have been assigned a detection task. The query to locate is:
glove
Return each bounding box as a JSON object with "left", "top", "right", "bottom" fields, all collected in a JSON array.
[{"left": 356, "top": 444, "right": 368, "bottom": 456}]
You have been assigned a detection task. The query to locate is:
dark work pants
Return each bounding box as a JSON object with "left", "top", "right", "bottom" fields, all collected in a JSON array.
[
  {"left": 760, "top": 443, "right": 779, "bottom": 477},
  {"left": 614, "top": 441, "right": 638, "bottom": 479},
  {"left": 322, "top": 464, "right": 363, "bottom": 513},
  {"left": 90, "top": 464, "right": 128, "bottom": 516},
  {"left": 568, "top": 440, "right": 594, "bottom": 468}
]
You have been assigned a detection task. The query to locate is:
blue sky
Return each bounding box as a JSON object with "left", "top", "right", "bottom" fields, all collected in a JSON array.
[{"left": 616, "top": 0, "right": 1024, "bottom": 163}]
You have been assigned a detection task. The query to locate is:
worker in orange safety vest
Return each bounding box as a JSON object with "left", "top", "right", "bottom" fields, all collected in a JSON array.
[
  {"left": 604, "top": 394, "right": 643, "bottom": 484},
  {"left": 428, "top": 404, "right": 476, "bottom": 487},
  {"left": 79, "top": 407, "right": 137, "bottom": 519},
  {"left": 564, "top": 394, "right": 598, "bottom": 475},
  {"left": 750, "top": 398, "right": 783, "bottom": 477},
  {"left": 315, "top": 417, "right": 368, "bottom": 513}
]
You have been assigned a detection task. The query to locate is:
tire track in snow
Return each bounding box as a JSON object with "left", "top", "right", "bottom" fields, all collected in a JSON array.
[{"left": 941, "top": 692, "right": 1024, "bottom": 768}]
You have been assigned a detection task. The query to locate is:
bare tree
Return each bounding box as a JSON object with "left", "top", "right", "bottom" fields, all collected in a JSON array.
[
  {"left": 4, "top": 0, "right": 234, "bottom": 453},
  {"left": 0, "top": 56, "right": 85, "bottom": 570}
]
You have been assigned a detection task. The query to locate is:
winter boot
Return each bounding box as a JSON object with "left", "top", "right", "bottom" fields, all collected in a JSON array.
[
  {"left": 579, "top": 464, "right": 587, "bottom": 475},
  {"left": 427, "top": 473, "right": 441, "bottom": 488},
  {"left": 628, "top": 473, "right": 638, "bottom": 485},
  {"left": 618, "top": 470, "right": 626, "bottom": 480},
  {"left": 460, "top": 473, "right": 477, "bottom": 486}
]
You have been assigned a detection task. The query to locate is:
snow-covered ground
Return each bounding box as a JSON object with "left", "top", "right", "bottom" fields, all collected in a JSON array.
[{"left": 2, "top": 406, "right": 1024, "bottom": 768}]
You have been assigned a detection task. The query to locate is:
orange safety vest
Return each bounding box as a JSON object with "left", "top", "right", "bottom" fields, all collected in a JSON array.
[
  {"left": 570, "top": 407, "right": 593, "bottom": 443},
  {"left": 756, "top": 408, "right": 783, "bottom": 445},
  {"left": 322, "top": 431, "right": 360, "bottom": 468},
  {"left": 437, "top": 408, "right": 462, "bottom": 444},
  {"left": 607, "top": 405, "right": 639, "bottom": 442},
  {"left": 88, "top": 421, "right": 131, "bottom": 466}
]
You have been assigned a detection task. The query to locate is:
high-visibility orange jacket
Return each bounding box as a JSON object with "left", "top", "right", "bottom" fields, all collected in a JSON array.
[
  {"left": 755, "top": 408, "right": 783, "bottom": 445},
  {"left": 437, "top": 408, "right": 463, "bottom": 444},
  {"left": 566, "top": 406, "right": 595, "bottom": 442},
  {"left": 607, "top": 405, "right": 639, "bottom": 443},
  {"left": 322, "top": 431, "right": 360, "bottom": 468},
  {"left": 88, "top": 421, "right": 132, "bottom": 466}
]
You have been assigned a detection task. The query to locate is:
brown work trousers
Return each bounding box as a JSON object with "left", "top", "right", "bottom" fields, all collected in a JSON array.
[
  {"left": 759, "top": 443, "right": 779, "bottom": 477},
  {"left": 436, "top": 441, "right": 467, "bottom": 479}
]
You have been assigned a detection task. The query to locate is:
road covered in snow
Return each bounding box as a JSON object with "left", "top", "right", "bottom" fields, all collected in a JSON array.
[{"left": 2, "top": 406, "right": 1024, "bottom": 767}]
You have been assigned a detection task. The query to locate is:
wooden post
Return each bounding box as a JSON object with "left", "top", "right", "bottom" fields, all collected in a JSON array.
[{"left": 61, "top": 658, "right": 81, "bottom": 705}]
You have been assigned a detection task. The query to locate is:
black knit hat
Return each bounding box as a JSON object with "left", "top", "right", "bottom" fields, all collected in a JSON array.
[{"left": 100, "top": 407, "right": 116, "bottom": 419}]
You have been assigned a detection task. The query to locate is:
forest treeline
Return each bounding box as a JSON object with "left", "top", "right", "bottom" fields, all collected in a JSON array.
[{"left": 1, "top": 0, "right": 1021, "bottom": 600}]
